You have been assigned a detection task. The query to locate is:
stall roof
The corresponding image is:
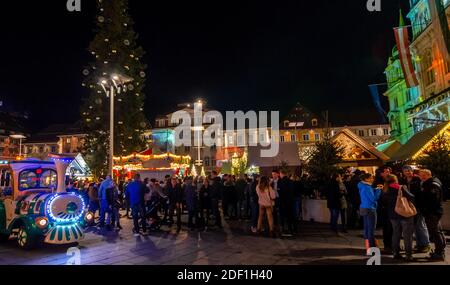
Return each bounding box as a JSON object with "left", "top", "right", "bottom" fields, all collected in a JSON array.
[
  {"left": 332, "top": 128, "right": 390, "bottom": 162},
  {"left": 389, "top": 121, "right": 450, "bottom": 162},
  {"left": 376, "top": 140, "right": 402, "bottom": 158},
  {"left": 248, "top": 142, "right": 302, "bottom": 168}
]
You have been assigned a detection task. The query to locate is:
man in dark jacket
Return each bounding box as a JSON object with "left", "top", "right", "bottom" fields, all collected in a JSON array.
[
  {"left": 419, "top": 169, "right": 446, "bottom": 261},
  {"left": 167, "top": 177, "right": 183, "bottom": 232},
  {"left": 278, "top": 170, "right": 296, "bottom": 235},
  {"left": 125, "top": 174, "right": 147, "bottom": 235},
  {"left": 400, "top": 165, "right": 431, "bottom": 253},
  {"left": 235, "top": 175, "right": 248, "bottom": 220},
  {"left": 210, "top": 171, "right": 223, "bottom": 228},
  {"left": 183, "top": 177, "right": 197, "bottom": 230}
]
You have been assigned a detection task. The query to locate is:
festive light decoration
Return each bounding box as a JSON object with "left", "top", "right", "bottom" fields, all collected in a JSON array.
[
  {"left": 45, "top": 193, "right": 85, "bottom": 224},
  {"left": 190, "top": 166, "right": 197, "bottom": 177},
  {"left": 412, "top": 122, "right": 450, "bottom": 160},
  {"left": 200, "top": 167, "right": 206, "bottom": 177},
  {"left": 113, "top": 152, "right": 192, "bottom": 162}
]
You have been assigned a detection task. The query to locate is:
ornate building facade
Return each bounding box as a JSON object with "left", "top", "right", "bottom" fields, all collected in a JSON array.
[{"left": 385, "top": 0, "right": 450, "bottom": 145}]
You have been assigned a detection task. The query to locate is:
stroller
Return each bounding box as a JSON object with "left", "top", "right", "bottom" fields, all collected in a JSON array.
[{"left": 145, "top": 197, "right": 163, "bottom": 231}]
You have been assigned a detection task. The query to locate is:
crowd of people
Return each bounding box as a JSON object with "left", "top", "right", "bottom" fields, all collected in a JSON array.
[
  {"left": 354, "top": 166, "right": 446, "bottom": 262},
  {"left": 68, "top": 169, "right": 304, "bottom": 238},
  {"left": 67, "top": 164, "right": 447, "bottom": 262}
]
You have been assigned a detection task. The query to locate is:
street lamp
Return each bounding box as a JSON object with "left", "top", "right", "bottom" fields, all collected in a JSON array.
[
  {"left": 9, "top": 134, "right": 26, "bottom": 158},
  {"left": 99, "top": 74, "right": 133, "bottom": 177}
]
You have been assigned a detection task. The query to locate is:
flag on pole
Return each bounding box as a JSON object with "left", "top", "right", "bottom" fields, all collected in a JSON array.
[
  {"left": 393, "top": 26, "right": 419, "bottom": 88},
  {"left": 368, "top": 84, "right": 387, "bottom": 124},
  {"left": 428, "top": 0, "right": 450, "bottom": 63}
]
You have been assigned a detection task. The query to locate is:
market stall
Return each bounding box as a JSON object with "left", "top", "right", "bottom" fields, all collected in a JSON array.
[{"left": 113, "top": 149, "right": 191, "bottom": 180}]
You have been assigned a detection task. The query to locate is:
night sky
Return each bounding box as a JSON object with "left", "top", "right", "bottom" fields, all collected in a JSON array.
[{"left": 1, "top": 0, "right": 410, "bottom": 131}]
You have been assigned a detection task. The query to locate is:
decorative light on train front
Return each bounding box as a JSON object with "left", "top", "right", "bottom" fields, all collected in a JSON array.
[
  {"left": 50, "top": 157, "right": 74, "bottom": 164},
  {"left": 46, "top": 193, "right": 86, "bottom": 224}
]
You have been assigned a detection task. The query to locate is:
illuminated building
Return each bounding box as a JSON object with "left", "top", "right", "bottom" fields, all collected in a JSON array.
[
  {"left": 384, "top": 45, "right": 421, "bottom": 144},
  {"left": 405, "top": 0, "right": 450, "bottom": 132}
]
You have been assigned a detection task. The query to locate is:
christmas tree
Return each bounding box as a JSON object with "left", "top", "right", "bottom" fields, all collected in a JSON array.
[{"left": 80, "top": 0, "right": 149, "bottom": 178}]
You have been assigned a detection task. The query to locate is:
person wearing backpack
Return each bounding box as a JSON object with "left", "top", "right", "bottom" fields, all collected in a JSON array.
[
  {"left": 256, "top": 176, "right": 276, "bottom": 237},
  {"left": 384, "top": 174, "right": 415, "bottom": 262}
]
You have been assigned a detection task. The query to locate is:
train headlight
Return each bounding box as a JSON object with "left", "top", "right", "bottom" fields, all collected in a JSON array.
[
  {"left": 35, "top": 217, "right": 49, "bottom": 229},
  {"left": 84, "top": 212, "right": 94, "bottom": 223}
]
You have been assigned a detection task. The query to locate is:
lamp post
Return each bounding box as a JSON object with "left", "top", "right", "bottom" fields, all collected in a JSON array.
[
  {"left": 10, "top": 134, "right": 26, "bottom": 158},
  {"left": 99, "top": 74, "right": 133, "bottom": 177}
]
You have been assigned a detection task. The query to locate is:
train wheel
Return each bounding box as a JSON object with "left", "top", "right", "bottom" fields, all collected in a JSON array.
[{"left": 17, "top": 226, "right": 36, "bottom": 250}]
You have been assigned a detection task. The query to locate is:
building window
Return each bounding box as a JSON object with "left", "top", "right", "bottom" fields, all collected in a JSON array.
[
  {"left": 291, "top": 134, "right": 296, "bottom": 142},
  {"left": 228, "top": 135, "right": 234, "bottom": 145},
  {"left": 314, "top": 133, "right": 320, "bottom": 141},
  {"left": 311, "top": 119, "right": 318, "bottom": 127},
  {"left": 51, "top": 146, "right": 56, "bottom": 153},
  {"left": 211, "top": 159, "right": 216, "bottom": 168},
  {"left": 237, "top": 134, "right": 245, "bottom": 146},
  {"left": 383, "top": 129, "right": 389, "bottom": 135},
  {"left": 371, "top": 129, "right": 377, "bottom": 136},
  {"left": 302, "top": 134, "right": 310, "bottom": 141},
  {"left": 184, "top": 146, "right": 190, "bottom": 152},
  {"left": 406, "top": 89, "right": 412, "bottom": 102},
  {"left": 280, "top": 136, "right": 285, "bottom": 143},
  {"left": 358, "top": 130, "right": 365, "bottom": 137},
  {"left": 424, "top": 51, "right": 435, "bottom": 86},
  {"left": 204, "top": 157, "right": 210, "bottom": 167},
  {"left": 259, "top": 134, "right": 266, "bottom": 144},
  {"left": 284, "top": 121, "right": 289, "bottom": 128},
  {"left": 39, "top": 147, "right": 44, "bottom": 153},
  {"left": 66, "top": 138, "right": 71, "bottom": 144}
]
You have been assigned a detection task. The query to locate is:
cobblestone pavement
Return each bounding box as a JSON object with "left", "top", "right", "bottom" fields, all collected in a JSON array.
[{"left": 0, "top": 214, "right": 448, "bottom": 265}]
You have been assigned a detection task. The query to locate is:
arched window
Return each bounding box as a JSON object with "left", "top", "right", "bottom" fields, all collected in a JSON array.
[{"left": 311, "top": 119, "right": 318, "bottom": 127}]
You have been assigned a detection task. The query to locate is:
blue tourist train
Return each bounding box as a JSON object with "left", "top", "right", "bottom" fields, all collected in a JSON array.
[{"left": 0, "top": 154, "right": 92, "bottom": 249}]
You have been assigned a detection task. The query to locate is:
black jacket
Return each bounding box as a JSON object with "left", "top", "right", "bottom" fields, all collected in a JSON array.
[
  {"left": 167, "top": 183, "right": 183, "bottom": 205},
  {"left": 278, "top": 176, "right": 294, "bottom": 204},
  {"left": 421, "top": 178, "right": 444, "bottom": 216},
  {"left": 235, "top": 179, "right": 247, "bottom": 201},
  {"left": 210, "top": 177, "right": 222, "bottom": 200},
  {"left": 348, "top": 175, "right": 361, "bottom": 206},
  {"left": 199, "top": 185, "right": 212, "bottom": 209},
  {"left": 327, "top": 181, "right": 346, "bottom": 210}
]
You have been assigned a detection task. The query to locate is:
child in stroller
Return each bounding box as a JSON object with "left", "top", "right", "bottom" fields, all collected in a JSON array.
[
  {"left": 145, "top": 179, "right": 168, "bottom": 231},
  {"left": 145, "top": 197, "right": 162, "bottom": 230}
]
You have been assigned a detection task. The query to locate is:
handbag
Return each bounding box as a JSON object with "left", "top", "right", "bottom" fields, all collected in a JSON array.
[
  {"left": 394, "top": 186, "right": 417, "bottom": 218},
  {"left": 266, "top": 188, "right": 275, "bottom": 206}
]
